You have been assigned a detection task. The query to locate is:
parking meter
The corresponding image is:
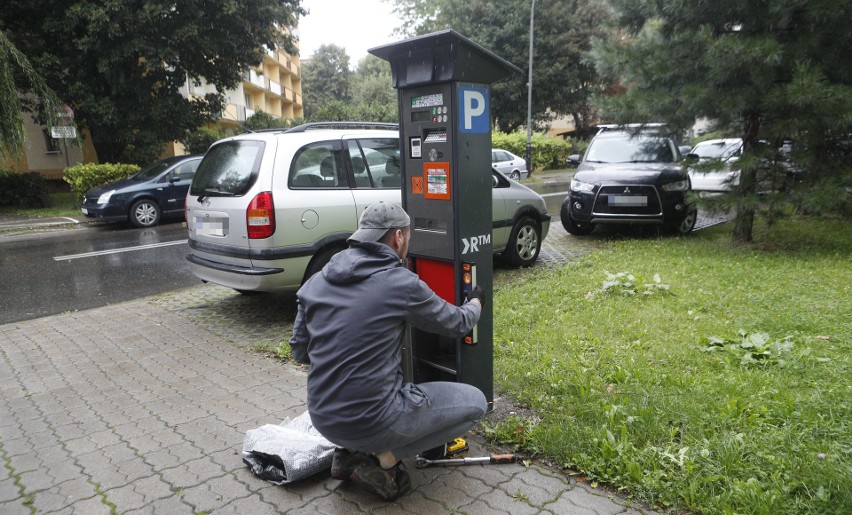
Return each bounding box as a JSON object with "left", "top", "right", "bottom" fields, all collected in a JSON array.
[{"left": 370, "top": 30, "right": 520, "bottom": 408}]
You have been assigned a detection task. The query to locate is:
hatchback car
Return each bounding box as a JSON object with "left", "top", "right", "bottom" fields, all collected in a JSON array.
[
  {"left": 492, "top": 149, "right": 528, "bottom": 180},
  {"left": 687, "top": 138, "right": 743, "bottom": 193},
  {"left": 81, "top": 155, "right": 202, "bottom": 227},
  {"left": 186, "top": 124, "right": 550, "bottom": 293},
  {"left": 561, "top": 127, "right": 696, "bottom": 235}
]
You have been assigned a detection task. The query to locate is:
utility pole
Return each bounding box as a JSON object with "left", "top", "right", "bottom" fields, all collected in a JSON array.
[{"left": 525, "top": 0, "right": 536, "bottom": 176}]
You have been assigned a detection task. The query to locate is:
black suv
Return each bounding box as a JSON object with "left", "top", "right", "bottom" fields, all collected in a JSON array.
[{"left": 561, "top": 127, "right": 696, "bottom": 235}]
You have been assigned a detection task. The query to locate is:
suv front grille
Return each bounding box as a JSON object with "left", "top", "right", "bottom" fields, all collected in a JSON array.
[{"left": 593, "top": 185, "right": 662, "bottom": 216}]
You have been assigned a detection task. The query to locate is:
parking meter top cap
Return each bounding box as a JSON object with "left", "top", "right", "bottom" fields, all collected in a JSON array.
[{"left": 348, "top": 202, "right": 411, "bottom": 243}]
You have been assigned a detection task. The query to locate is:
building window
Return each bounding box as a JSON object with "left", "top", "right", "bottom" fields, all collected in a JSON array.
[{"left": 43, "top": 129, "right": 60, "bottom": 153}]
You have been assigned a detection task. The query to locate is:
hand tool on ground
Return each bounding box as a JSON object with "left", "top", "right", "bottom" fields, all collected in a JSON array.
[{"left": 415, "top": 453, "right": 517, "bottom": 469}]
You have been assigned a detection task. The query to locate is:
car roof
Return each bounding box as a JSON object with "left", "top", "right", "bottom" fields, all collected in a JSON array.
[{"left": 693, "top": 138, "right": 742, "bottom": 147}]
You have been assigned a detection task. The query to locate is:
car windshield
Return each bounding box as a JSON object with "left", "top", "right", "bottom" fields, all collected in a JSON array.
[
  {"left": 586, "top": 133, "right": 676, "bottom": 163},
  {"left": 133, "top": 159, "right": 176, "bottom": 180},
  {"left": 191, "top": 140, "right": 265, "bottom": 197},
  {"left": 692, "top": 141, "right": 740, "bottom": 159}
]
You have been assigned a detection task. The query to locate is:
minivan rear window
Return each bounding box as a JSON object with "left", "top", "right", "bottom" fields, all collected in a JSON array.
[{"left": 191, "top": 140, "right": 265, "bottom": 197}]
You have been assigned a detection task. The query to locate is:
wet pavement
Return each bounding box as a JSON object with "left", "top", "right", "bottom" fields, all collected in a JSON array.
[{"left": 1, "top": 219, "right": 666, "bottom": 514}]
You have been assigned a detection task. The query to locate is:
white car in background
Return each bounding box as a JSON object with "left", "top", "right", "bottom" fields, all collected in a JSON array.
[
  {"left": 491, "top": 149, "right": 528, "bottom": 180},
  {"left": 687, "top": 138, "right": 743, "bottom": 193}
]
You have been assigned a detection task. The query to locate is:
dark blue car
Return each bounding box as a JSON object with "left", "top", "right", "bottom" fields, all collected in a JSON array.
[{"left": 81, "top": 155, "right": 202, "bottom": 227}]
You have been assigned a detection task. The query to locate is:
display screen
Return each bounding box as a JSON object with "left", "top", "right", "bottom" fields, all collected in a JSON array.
[{"left": 411, "top": 110, "right": 433, "bottom": 123}]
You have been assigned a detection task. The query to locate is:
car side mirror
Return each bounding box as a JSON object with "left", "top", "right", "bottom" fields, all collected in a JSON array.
[
  {"left": 169, "top": 175, "right": 180, "bottom": 183},
  {"left": 685, "top": 153, "right": 699, "bottom": 163},
  {"left": 567, "top": 154, "right": 580, "bottom": 166},
  {"left": 492, "top": 175, "right": 499, "bottom": 188}
]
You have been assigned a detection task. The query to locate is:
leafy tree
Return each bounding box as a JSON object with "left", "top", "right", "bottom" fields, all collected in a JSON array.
[
  {"left": 0, "top": 30, "right": 66, "bottom": 161},
  {"left": 352, "top": 55, "right": 396, "bottom": 110},
  {"left": 591, "top": 1, "right": 852, "bottom": 242},
  {"left": 301, "top": 44, "right": 352, "bottom": 120},
  {"left": 391, "top": 0, "right": 612, "bottom": 133},
  {"left": 0, "top": 0, "right": 305, "bottom": 165}
]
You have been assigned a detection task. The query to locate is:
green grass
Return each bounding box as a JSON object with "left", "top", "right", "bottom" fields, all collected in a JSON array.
[
  {"left": 490, "top": 216, "right": 851, "bottom": 514},
  {"left": 0, "top": 191, "right": 80, "bottom": 219}
]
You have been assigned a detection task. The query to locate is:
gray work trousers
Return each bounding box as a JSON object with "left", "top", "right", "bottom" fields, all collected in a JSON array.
[{"left": 324, "top": 381, "right": 487, "bottom": 459}]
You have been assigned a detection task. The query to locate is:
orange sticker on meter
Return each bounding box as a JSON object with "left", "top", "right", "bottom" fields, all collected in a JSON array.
[
  {"left": 424, "top": 162, "right": 451, "bottom": 200},
  {"left": 411, "top": 176, "right": 424, "bottom": 195}
]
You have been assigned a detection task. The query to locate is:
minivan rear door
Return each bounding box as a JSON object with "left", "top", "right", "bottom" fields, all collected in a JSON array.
[{"left": 187, "top": 139, "right": 268, "bottom": 269}]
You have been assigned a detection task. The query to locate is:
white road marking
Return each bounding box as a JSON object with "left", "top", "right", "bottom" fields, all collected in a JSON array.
[{"left": 53, "top": 240, "right": 187, "bottom": 261}]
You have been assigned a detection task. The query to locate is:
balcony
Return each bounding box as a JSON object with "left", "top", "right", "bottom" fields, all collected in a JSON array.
[{"left": 269, "top": 80, "right": 282, "bottom": 96}]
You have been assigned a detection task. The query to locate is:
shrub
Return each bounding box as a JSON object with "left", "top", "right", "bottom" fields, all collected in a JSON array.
[
  {"left": 0, "top": 170, "right": 51, "bottom": 208},
  {"left": 181, "top": 126, "right": 226, "bottom": 155},
  {"left": 63, "top": 163, "right": 139, "bottom": 201},
  {"left": 491, "top": 131, "right": 573, "bottom": 171}
]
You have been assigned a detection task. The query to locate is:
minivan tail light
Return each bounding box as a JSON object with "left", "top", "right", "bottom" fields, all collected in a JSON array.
[{"left": 247, "top": 192, "right": 275, "bottom": 239}]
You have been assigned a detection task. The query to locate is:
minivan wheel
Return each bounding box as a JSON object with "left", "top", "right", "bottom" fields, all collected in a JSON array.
[
  {"left": 304, "top": 246, "right": 345, "bottom": 283},
  {"left": 130, "top": 199, "right": 161, "bottom": 228},
  {"left": 502, "top": 217, "right": 541, "bottom": 268}
]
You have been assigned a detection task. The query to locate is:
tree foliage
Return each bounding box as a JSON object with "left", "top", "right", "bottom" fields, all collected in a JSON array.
[
  {"left": 591, "top": 0, "right": 852, "bottom": 241},
  {"left": 302, "top": 48, "right": 397, "bottom": 123},
  {"left": 0, "top": 0, "right": 305, "bottom": 165},
  {"left": 0, "top": 30, "right": 67, "bottom": 161},
  {"left": 301, "top": 44, "right": 352, "bottom": 120},
  {"left": 391, "top": 0, "right": 613, "bottom": 133}
]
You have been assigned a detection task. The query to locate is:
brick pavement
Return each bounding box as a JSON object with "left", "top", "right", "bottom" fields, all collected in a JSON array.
[{"left": 0, "top": 222, "right": 666, "bottom": 514}]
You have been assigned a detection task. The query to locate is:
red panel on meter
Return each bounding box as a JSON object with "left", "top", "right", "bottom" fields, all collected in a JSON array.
[{"left": 415, "top": 258, "right": 456, "bottom": 304}]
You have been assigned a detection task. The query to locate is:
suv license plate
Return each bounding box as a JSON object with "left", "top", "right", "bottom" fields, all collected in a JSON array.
[
  {"left": 610, "top": 195, "right": 647, "bottom": 207},
  {"left": 195, "top": 217, "right": 228, "bottom": 236}
]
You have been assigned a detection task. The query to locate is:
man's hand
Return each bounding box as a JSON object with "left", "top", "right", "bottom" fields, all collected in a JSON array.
[{"left": 465, "top": 285, "right": 485, "bottom": 308}]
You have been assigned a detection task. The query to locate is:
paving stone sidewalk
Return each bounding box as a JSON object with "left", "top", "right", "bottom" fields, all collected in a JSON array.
[
  {"left": 0, "top": 289, "right": 657, "bottom": 514},
  {"left": 0, "top": 222, "right": 666, "bottom": 514}
]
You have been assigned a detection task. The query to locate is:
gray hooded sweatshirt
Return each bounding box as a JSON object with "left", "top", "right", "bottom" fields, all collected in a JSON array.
[{"left": 289, "top": 241, "right": 481, "bottom": 441}]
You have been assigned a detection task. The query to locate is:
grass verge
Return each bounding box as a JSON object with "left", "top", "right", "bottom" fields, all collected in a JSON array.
[{"left": 489, "top": 216, "right": 851, "bottom": 514}]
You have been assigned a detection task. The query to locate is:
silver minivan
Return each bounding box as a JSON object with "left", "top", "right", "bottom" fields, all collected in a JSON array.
[{"left": 186, "top": 124, "right": 550, "bottom": 293}]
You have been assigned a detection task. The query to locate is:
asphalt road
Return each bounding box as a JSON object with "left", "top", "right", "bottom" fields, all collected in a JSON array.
[{"left": 0, "top": 221, "right": 198, "bottom": 324}]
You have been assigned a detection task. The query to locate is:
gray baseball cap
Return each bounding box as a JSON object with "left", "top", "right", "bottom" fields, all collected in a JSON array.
[{"left": 348, "top": 202, "right": 411, "bottom": 243}]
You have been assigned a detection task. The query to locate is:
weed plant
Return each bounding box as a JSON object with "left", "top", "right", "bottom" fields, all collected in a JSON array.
[{"left": 491, "top": 216, "right": 850, "bottom": 514}]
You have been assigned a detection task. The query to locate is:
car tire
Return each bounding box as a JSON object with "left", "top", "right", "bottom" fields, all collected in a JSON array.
[
  {"left": 303, "top": 246, "right": 345, "bottom": 283},
  {"left": 129, "top": 199, "right": 161, "bottom": 228},
  {"left": 667, "top": 207, "right": 697, "bottom": 235},
  {"left": 560, "top": 202, "right": 594, "bottom": 235},
  {"left": 510, "top": 170, "right": 521, "bottom": 181},
  {"left": 502, "top": 216, "right": 541, "bottom": 268}
]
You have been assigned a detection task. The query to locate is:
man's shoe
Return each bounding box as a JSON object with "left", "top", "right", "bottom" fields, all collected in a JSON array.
[
  {"left": 330, "top": 448, "right": 366, "bottom": 481},
  {"left": 351, "top": 456, "right": 411, "bottom": 501}
]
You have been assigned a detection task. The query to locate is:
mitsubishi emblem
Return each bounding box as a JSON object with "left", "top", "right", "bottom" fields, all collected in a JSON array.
[{"left": 623, "top": 187, "right": 631, "bottom": 194}]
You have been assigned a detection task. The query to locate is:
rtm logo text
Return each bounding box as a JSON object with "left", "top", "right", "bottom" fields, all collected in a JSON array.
[{"left": 461, "top": 234, "right": 491, "bottom": 254}]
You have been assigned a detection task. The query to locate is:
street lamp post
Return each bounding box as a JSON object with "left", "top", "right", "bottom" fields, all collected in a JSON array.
[{"left": 525, "top": 0, "right": 535, "bottom": 176}]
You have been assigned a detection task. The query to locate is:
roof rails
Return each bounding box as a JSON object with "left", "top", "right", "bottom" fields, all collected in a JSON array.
[
  {"left": 284, "top": 121, "right": 400, "bottom": 133},
  {"left": 597, "top": 122, "right": 666, "bottom": 133}
]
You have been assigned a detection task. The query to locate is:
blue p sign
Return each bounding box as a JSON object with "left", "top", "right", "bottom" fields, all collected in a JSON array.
[{"left": 458, "top": 86, "right": 489, "bottom": 133}]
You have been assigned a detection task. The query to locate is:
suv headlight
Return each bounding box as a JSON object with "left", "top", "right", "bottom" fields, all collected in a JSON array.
[
  {"left": 571, "top": 179, "right": 595, "bottom": 193},
  {"left": 97, "top": 190, "right": 116, "bottom": 204},
  {"left": 661, "top": 179, "right": 689, "bottom": 192}
]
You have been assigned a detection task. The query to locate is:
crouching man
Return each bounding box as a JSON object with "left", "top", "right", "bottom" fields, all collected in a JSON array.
[{"left": 290, "top": 202, "right": 486, "bottom": 500}]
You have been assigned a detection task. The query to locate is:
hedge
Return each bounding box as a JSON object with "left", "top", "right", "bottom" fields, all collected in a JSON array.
[
  {"left": 63, "top": 163, "right": 140, "bottom": 201},
  {"left": 491, "top": 131, "right": 573, "bottom": 171},
  {"left": 0, "top": 170, "right": 51, "bottom": 208}
]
